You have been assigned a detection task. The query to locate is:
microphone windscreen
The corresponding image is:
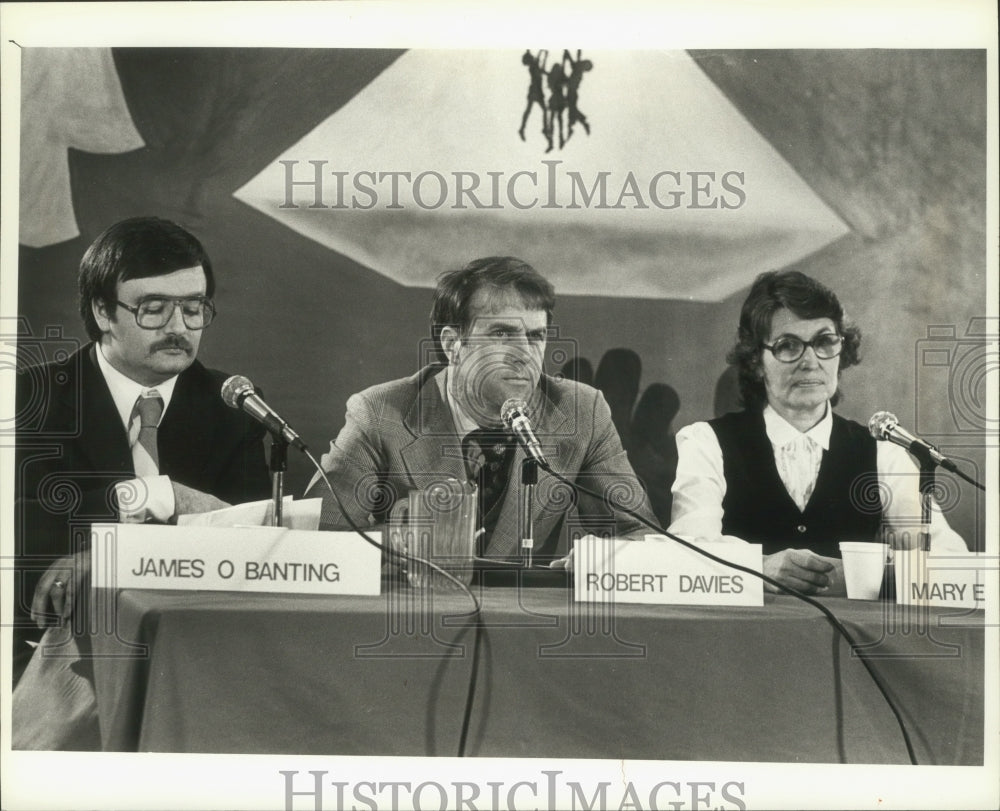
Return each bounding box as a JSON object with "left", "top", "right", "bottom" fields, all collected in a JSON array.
[
  {"left": 221, "top": 375, "right": 255, "bottom": 409},
  {"left": 501, "top": 398, "right": 529, "bottom": 429},
  {"left": 868, "top": 410, "right": 897, "bottom": 440}
]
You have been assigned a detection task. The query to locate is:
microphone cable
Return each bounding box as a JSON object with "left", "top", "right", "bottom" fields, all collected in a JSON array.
[
  {"left": 302, "top": 449, "right": 484, "bottom": 757},
  {"left": 535, "top": 460, "right": 921, "bottom": 766}
]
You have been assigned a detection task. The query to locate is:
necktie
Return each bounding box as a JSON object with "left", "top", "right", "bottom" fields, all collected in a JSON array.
[
  {"left": 131, "top": 390, "right": 164, "bottom": 476},
  {"left": 463, "top": 428, "right": 515, "bottom": 552}
]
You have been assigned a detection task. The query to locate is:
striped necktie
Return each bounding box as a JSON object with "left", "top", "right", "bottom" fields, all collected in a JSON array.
[{"left": 131, "top": 390, "right": 163, "bottom": 475}]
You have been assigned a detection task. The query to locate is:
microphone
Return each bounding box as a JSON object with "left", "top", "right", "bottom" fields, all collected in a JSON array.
[
  {"left": 221, "top": 375, "right": 307, "bottom": 451},
  {"left": 867, "top": 411, "right": 956, "bottom": 472},
  {"left": 501, "top": 398, "right": 547, "bottom": 466}
]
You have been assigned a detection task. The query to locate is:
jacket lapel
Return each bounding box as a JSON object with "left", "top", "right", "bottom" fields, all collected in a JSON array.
[
  {"left": 158, "top": 361, "right": 222, "bottom": 480},
  {"left": 76, "top": 344, "right": 134, "bottom": 474},
  {"left": 399, "top": 367, "right": 469, "bottom": 489}
]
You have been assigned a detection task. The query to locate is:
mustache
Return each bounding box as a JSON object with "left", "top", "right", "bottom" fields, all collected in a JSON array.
[{"left": 150, "top": 336, "right": 193, "bottom": 353}]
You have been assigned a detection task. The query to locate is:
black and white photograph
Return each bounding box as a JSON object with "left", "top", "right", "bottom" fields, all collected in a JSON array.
[{"left": 1, "top": 2, "right": 997, "bottom": 809}]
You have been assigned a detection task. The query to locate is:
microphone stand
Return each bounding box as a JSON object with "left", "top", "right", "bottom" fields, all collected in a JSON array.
[
  {"left": 519, "top": 458, "right": 537, "bottom": 567},
  {"left": 269, "top": 435, "right": 288, "bottom": 527},
  {"left": 909, "top": 443, "right": 938, "bottom": 552}
]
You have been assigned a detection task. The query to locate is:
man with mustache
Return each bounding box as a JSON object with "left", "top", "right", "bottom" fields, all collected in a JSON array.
[
  {"left": 12, "top": 217, "right": 270, "bottom": 708},
  {"left": 306, "top": 256, "right": 654, "bottom": 566}
]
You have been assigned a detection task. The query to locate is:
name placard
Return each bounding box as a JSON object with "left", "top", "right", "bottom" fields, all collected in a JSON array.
[
  {"left": 894, "top": 549, "right": 990, "bottom": 609},
  {"left": 90, "top": 523, "right": 382, "bottom": 596},
  {"left": 574, "top": 536, "right": 763, "bottom": 606}
]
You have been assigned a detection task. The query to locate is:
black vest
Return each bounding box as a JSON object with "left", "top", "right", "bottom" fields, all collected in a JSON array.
[{"left": 710, "top": 411, "right": 882, "bottom": 557}]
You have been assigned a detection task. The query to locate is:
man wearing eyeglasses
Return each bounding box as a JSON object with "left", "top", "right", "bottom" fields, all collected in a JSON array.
[
  {"left": 13, "top": 217, "right": 270, "bottom": 696},
  {"left": 668, "top": 270, "right": 968, "bottom": 595}
]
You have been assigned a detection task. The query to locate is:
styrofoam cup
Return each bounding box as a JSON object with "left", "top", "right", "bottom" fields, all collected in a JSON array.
[{"left": 839, "top": 542, "right": 888, "bottom": 600}]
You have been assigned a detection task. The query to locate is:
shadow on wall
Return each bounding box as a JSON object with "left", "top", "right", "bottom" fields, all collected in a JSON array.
[{"left": 561, "top": 348, "right": 737, "bottom": 528}]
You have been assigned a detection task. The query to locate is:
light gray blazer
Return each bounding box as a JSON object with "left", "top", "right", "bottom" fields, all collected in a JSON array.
[{"left": 307, "top": 365, "right": 654, "bottom": 559}]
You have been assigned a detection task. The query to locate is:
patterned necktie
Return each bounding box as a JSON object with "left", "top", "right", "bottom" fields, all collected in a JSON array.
[
  {"left": 776, "top": 434, "right": 823, "bottom": 512},
  {"left": 463, "top": 428, "right": 515, "bottom": 552},
  {"left": 131, "top": 390, "right": 164, "bottom": 475}
]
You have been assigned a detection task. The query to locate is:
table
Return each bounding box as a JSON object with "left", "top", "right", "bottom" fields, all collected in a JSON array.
[{"left": 91, "top": 584, "right": 985, "bottom": 764}]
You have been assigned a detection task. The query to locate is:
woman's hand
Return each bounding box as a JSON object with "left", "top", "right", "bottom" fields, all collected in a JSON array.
[{"left": 762, "top": 549, "right": 842, "bottom": 595}]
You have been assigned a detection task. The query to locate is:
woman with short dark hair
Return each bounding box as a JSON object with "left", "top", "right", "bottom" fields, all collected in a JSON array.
[{"left": 669, "top": 270, "right": 967, "bottom": 595}]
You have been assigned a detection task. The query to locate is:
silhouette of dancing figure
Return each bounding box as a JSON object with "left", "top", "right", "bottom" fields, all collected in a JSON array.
[
  {"left": 518, "top": 50, "right": 548, "bottom": 142},
  {"left": 563, "top": 49, "right": 592, "bottom": 143},
  {"left": 545, "top": 60, "right": 568, "bottom": 152}
]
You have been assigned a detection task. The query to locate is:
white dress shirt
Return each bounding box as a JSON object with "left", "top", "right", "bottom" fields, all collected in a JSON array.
[
  {"left": 669, "top": 405, "right": 968, "bottom": 553},
  {"left": 95, "top": 345, "right": 178, "bottom": 522}
]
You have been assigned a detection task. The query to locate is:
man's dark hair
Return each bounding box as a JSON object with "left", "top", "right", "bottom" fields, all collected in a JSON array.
[
  {"left": 79, "top": 216, "right": 215, "bottom": 342},
  {"left": 430, "top": 256, "right": 555, "bottom": 361},
  {"left": 727, "top": 270, "right": 861, "bottom": 410}
]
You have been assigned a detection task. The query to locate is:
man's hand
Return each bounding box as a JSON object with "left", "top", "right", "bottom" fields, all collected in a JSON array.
[
  {"left": 548, "top": 547, "right": 575, "bottom": 572},
  {"left": 549, "top": 533, "right": 616, "bottom": 572},
  {"left": 548, "top": 532, "right": 669, "bottom": 573},
  {"left": 762, "top": 548, "right": 840, "bottom": 595},
  {"left": 171, "top": 482, "right": 230, "bottom": 516},
  {"left": 31, "top": 551, "right": 90, "bottom": 628}
]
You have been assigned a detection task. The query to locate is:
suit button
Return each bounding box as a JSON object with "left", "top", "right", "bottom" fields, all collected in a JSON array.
[{"left": 797, "top": 524, "right": 807, "bottom": 534}]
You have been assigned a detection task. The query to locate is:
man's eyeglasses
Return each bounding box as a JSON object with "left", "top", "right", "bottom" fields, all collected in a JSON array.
[
  {"left": 762, "top": 333, "right": 843, "bottom": 363},
  {"left": 111, "top": 297, "right": 216, "bottom": 330}
]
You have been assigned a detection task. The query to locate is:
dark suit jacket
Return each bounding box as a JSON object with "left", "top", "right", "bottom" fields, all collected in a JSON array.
[
  {"left": 306, "top": 365, "right": 655, "bottom": 560},
  {"left": 13, "top": 343, "right": 271, "bottom": 624}
]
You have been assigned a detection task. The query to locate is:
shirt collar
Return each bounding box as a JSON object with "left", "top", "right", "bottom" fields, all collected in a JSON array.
[
  {"left": 763, "top": 403, "right": 832, "bottom": 451},
  {"left": 95, "top": 343, "right": 178, "bottom": 429}
]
